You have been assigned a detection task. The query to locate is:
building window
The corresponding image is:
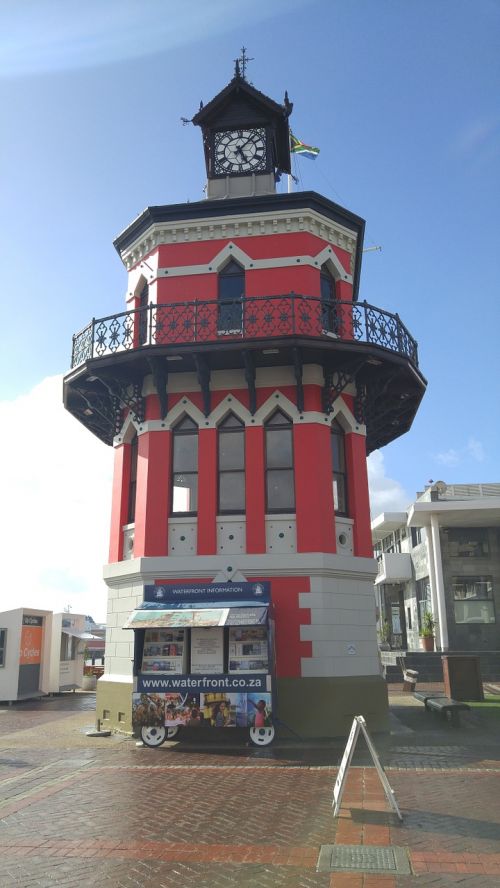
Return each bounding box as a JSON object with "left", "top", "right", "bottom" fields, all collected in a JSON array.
[
  {"left": 0, "top": 629, "right": 6, "bottom": 667},
  {"left": 331, "top": 420, "right": 348, "bottom": 515},
  {"left": 218, "top": 413, "right": 245, "bottom": 513},
  {"left": 411, "top": 527, "right": 423, "bottom": 547},
  {"left": 320, "top": 264, "right": 338, "bottom": 333},
  {"left": 138, "top": 280, "right": 149, "bottom": 345},
  {"left": 127, "top": 433, "right": 138, "bottom": 524},
  {"left": 60, "top": 633, "right": 77, "bottom": 661},
  {"left": 445, "top": 528, "right": 489, "bottom": 558},
  {"left": 453, "top": 576, "right": 495, "bottom": 624},
  {"left": 218, "top": 259, "right": 244, "bottom": 334},
  {"left": 172, "top": 416, "right": 198, "bottom": 514},
  {"left": 265, "top": 410, "right": 295, "bottom": 512},
  {"left": 416, "top": 577, "right": 431, "bottom": 630}
]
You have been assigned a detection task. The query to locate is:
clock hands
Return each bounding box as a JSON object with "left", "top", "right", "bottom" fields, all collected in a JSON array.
[{"left": 215, "top": 129, "right": 265, "bottom": 173}]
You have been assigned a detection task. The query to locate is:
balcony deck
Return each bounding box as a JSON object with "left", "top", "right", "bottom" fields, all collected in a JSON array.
[{"left": 64, "top": 293, "right": 426, "bottom": 451}]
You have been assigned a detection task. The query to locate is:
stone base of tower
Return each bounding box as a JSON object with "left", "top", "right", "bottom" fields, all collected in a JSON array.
[
  {"left": 96, "top": 677, "right": 134, "bottom": 734},
  {"left": 276, "top": 675, "right": 389, "bottom": 738}
]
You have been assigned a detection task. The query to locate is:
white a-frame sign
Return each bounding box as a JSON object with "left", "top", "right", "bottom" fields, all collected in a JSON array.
[{"left": 333, "top": 715, "right": 402, "bottom": 821}]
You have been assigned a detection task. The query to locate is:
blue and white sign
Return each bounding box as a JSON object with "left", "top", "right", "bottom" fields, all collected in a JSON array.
[
  {"left": 143, "top": 581, "right": 270, "bottom": 609},
  {"left": 137, "top": 672, "right": 270, "bottom": 693}
]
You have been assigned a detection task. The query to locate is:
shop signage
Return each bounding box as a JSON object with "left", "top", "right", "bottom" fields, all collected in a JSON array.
[
  {"left": 143, "top": 581, "right": 270, "bottom": 607},
  {"left": 19, "top": 623, "right": 43, "bottom": 665},
  {"left": 22, "top": 615, "right": 43, "bottom": 627},
  {"left": 137, "top": 672, "right": 269, "bottom": 693}
]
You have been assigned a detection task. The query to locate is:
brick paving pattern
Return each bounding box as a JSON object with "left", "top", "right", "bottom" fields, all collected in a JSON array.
[{"left": 1, "top": 687, "right": 500, "bottom": 886}]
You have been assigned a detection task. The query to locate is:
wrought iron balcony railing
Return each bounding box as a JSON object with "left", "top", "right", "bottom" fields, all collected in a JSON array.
[{"left": 71, "top": 294, "right": 419, "bottom": 369}]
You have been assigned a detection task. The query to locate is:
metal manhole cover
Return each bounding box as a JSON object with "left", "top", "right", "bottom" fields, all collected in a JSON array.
[{"left": 317, "top": 844, "right": 411, "bottom": 874}]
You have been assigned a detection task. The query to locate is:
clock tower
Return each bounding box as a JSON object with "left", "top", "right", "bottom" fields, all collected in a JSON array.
[
  {"left": 63, "top": 62, "right": 427, "bottom": 740},
  {"left": 192, "top": 60, "right": 292, "bottom": 199}
]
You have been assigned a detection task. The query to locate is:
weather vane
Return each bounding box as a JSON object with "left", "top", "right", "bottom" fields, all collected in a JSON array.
[{"left": 234, "top": 46, "right": 254, "bottom": 81}]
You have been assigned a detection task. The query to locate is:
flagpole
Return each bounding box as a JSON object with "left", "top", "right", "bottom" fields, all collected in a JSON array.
[{"left": 287, "top": 173, "right": 293, "bottom": 193}]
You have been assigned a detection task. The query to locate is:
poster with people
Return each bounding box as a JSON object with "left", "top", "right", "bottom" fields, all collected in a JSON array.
[{"left": 132, "top": 691, "right": 273, "bottom": 730}]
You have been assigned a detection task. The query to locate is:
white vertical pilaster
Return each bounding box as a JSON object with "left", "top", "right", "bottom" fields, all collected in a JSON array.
[
  {"left": 425, "top": 531, "right": 439, "bottom": 624},
  {"left": 430, "top": 514, "right": 449, "bottom": 650}
]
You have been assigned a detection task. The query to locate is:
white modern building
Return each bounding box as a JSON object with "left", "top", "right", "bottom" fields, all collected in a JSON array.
[
  {"left": 0, "top": 609, "right": 99, "bottom": 702},
  {"left": 372, "top": 482, "right": 500, "bottom": 654}
]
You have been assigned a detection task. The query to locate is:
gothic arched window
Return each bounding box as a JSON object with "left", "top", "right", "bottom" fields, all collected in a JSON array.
[
  {"left": 218, "top": 259, "right": 244, "bottom": 334},
  {"left": 127, "top": 432, "right": 138, "bottom": 524},
  {"left": 172, "top": 416, "right": 198, "bottom": 514},
  {"left": 331, "top": 420, "right": 348, "bottom": 515},
  {"left": 320, "top": 264, "right": 339, "bottom": 334},
  {"left": 138, "top": 280, "right": 149, "bottom": 345},
  {"left": 265, "top": 410, "right": 295, "bottom": 513},
  {"left": 218, "top": 413, "right": 245, "bottom": 513}
]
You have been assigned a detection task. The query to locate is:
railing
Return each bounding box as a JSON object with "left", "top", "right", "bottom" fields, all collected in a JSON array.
[{"left": 71, "top": 294, "right": 419, "bottom": 369}]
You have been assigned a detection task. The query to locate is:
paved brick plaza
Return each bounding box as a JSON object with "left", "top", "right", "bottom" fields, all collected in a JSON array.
[{"left": 1, "top": 688, "right": 500, "bottom": 887}]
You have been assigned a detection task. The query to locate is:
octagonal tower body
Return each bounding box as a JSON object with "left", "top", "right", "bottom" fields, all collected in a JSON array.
[{"left": 64, "top": 73, "right": 426, "bottom": 736}]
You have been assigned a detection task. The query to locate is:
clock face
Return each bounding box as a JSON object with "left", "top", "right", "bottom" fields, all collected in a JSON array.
[{"left": 213, "top": 128, "right": 267, "bottom": 175}]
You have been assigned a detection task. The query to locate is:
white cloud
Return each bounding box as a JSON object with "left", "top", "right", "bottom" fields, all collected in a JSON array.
[
  {"left": 435, "top": 448, "right": 461, "bottom": 467},
  {"left": 0, "top": 376, "right": 113, "bottom": 621},
  {"left": 434, "top": 438, "right": 486, "bottom": 468},
  {"left": 367, "top": 450, "right": 410, "bottom": 515},
  {"left": 467, "top": 437, "right": 485, "bottom": 462},
  {"left": 0, "top": 0, "right": 309, "bottom": 77}
]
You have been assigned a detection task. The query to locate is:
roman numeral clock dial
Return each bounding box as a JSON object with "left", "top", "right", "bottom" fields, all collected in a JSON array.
[{"left": 214, "top": 128, "right": 267, "bottom": 175}]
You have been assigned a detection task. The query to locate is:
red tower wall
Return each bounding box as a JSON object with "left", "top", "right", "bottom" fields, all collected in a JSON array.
[{"left": 105, "top": 219, "right": 379, "bottom": 698}]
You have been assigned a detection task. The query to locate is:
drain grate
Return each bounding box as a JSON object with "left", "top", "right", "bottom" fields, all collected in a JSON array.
[{"left": 317, "top": 844, "right": 411, "bottom": 874}]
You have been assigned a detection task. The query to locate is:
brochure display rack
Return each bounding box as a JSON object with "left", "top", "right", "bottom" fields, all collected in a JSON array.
[
  {"left": 228, "top": 626, "right": 269, "bottom": 674},
  {"left": 124, "top": 581, "right": 275, "bottom": 747},
  {"left": 141, "top": 629, "right": 186, "bottom": 674}
]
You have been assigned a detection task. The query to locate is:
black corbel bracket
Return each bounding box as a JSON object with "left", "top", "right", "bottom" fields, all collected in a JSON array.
[
  {"left": 76, "top": 390, "right": 116, "bottom": 443},
  {"left": 322, "top": 359, "right": 365, "bottom": 415},
  {"left": 292, "top": 347, "right": 304, "bottom": 414},
  {"left": 148, "top": 357, "right": 168, "bottom": 420},
  {"left": 97, "top": 377, "right": 144, "bottom": 434},
  {"left": 243, "top": 351, "right": 257, "bottom": 415},
  {"left": 194, "top": 353, "right": 211, "bottom": 416}
]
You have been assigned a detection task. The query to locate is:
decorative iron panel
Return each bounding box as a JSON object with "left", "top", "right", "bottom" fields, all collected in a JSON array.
[{"left": 70, "top": 295, "right": 419, "bottom": 368}]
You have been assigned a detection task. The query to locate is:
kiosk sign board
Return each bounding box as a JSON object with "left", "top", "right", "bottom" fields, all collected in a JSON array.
[{"left": 143, "top": 581, "right": 270, "bottom": 607}]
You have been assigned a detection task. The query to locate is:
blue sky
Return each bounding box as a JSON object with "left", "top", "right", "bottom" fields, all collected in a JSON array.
[{"left": 1, "top": 0, "right": 499, "bottom": 619}]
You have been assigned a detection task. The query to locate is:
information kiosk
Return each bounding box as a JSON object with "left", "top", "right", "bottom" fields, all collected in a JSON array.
[{"left": 124, "top": 582, "right": 275, "bottom": 746}]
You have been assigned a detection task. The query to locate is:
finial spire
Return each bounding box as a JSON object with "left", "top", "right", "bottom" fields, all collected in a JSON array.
[{"left": 234, "top": 46, "right": 254, "bottom": 81}]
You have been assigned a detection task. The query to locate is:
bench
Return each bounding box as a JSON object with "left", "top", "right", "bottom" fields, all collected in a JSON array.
[
  {"left": 413, "top": 692, "right": 470, "bottom": 727},
  {"left": 398, "top": 656, "right": 419, "bottom": 692}
]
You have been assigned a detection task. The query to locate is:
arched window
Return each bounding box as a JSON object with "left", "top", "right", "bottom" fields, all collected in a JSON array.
[
  {"left": 320, "top": 264, "right": 338, "bottom": 334},
  {"left": 218, "top": 259, "right": 244, "bottom": 334},
  {"left": 265, "top": 410, "right": 295, "bottom": 513},
  {"left": 331, "top": 420, "right": 348, "bottom": 515},
  {"left": 127, "top": 432, "right": 138, "bottom": 523},
  {"left": 138, "top": 280, "right": 149, "bottom": 345},
  {"left": 172, "top": 416, "right": 198, "bottom": 514},
  {"left": 218, "top": 413, "right": 245, "bottom": 513}
]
